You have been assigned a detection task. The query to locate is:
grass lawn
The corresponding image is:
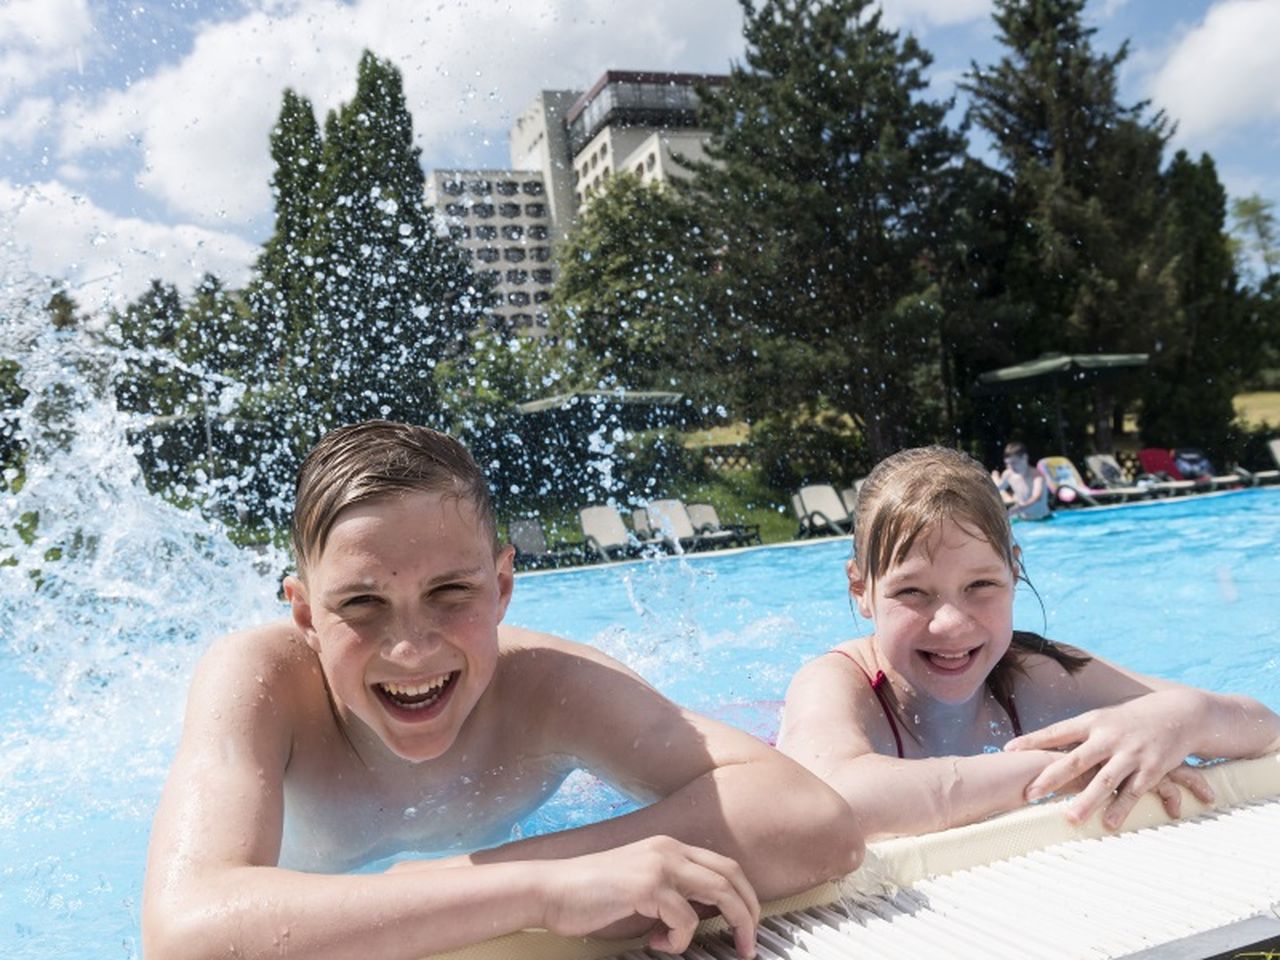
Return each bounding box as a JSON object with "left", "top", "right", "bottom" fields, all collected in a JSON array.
[{"left": 1235, "top": 391, "right": 1280, "bottom": 427}]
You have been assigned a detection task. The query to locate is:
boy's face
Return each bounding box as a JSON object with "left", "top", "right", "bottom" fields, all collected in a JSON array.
[{"left": 286, "top": 490, "right": 513, "bottom": 763}]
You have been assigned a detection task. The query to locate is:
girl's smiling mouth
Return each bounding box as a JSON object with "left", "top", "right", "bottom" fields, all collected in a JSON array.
[{"left": 920, "top": 648, "right": 980, "bottom": 673}]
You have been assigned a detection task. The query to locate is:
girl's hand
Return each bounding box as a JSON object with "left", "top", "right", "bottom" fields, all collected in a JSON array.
[
  {"left": 538, "top": 836, "right": 760, "bottom": 958},
  {"left": 1005, "top": 690, "right": 1215, "bottom": 830}
]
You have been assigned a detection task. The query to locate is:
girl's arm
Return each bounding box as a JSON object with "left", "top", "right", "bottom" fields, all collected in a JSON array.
[
  {"left": 777, "top": 650, "right": 1064, "bottom": 838},
  {"left": 1007, "top": 655, "right": 1280, "bottom": 829}
]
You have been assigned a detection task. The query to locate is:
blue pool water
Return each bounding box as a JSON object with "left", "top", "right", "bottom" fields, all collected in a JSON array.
[{"left": 2, "top": 488, "right": 1278, "bottom": 958}]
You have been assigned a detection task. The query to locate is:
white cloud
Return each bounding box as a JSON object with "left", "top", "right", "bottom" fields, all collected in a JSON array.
[
  {"left": 1150, "top": 0, "right": 1280, "bottom": 142},
  {"left": 53, "top": 0, "right": 746, "bottom": 228},
  {"left": 0, "top": 96, "right": 55, "bottom": 148},
  {"left": 0, "top": 178, "right": 259, "bottom": 310},
  {"left": 0, "top": 0, "right": 94, "bottom": 103}
]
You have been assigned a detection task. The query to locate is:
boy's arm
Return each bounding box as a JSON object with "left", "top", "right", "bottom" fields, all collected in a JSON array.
[
  {"left": 1006, "top": 654, "right": 1280, "bottom": 829},
  {"left": 464, "top": 640, "right": 862, "bottom": 901},
  {"left": 143, "top": 629, "right": 758, "bottom": 960},
  {"left": 776, "top": 652, "right": 1065, "bottom": 838}
]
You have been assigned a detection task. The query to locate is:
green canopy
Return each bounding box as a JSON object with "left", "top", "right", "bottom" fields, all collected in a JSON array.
[{"left": 973, "top": 353, "right": 1149, "bottom": 453}]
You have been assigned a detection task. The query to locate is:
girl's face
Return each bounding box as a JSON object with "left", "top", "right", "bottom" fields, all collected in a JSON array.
[
  {"left": 851, "top": 518, "right": 1017, "bottom": 705},
  {"left": 286, "top": 490, "right": 513, "bottom": 763}
]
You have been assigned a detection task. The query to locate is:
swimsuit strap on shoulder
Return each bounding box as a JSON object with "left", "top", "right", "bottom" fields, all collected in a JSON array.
[{"left": 829, "top": 649, "right": 905, "bottom": 759}]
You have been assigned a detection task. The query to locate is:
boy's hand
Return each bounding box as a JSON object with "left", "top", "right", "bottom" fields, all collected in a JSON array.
[
  {"left": 1006, "top": 690, "right": 1215, "bottom": 830},
  {"left": 538, "top": 835, "right": 760, "bottom": 958}
]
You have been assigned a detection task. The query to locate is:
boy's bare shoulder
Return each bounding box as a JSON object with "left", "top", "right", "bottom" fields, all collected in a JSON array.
[{"left": 193, "top": 619, "right": 325, "bottom": 709}]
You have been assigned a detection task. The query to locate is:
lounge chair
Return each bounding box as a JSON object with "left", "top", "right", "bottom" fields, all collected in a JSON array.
[
  {"left": 687, "top": 502, "right": 762, "bottom": 547},
  {"left": 1083, "top": 453, "right": 1165, "bottom": 499},
  {"left": 647, "top": 499, "right": 739, "bottom": 552},
  {"left": 1137, "top": 448, "right": 1239, "bottom": 492},
  {"left": 578, "top": 504, "right": 659, "bottom": 561},
  {"left": 1036, "top": 456, "right": 1148, "bottom": 506},
  {"left": 792, "top": 484, "right": 854, "bottom": 537},
  {"left": 839, "top": 479, "right": 866, "bottom": 516},
  {"left": 508, "top": 518, "right": 586, "bottom": 570}
]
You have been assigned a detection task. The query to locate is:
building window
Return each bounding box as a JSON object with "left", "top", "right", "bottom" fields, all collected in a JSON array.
[
  {"left": 529, "top": 246, "right": 551, "bottom": 262},
  {"left": 472, "top": 203, "right": 495, "bottom": 218},
  {"left": 508, "top": 291, "right": 531, "bottom": 306},
  {"left": 524, "top": 203, "right": 547, "bottom": 218},
  {"left": 646, "top": 152, "right": 656, "bottom": 170},
  {"left": 511, "top": 312, "right": 534, "bottom": 327},
  {"left": 532, "top": 269, "right": 553, "bottom": 284},
  {"left": 503, "top": 248, "right": 526, "bottom": 263},
  {"left": 496, "top": 180, "right": 518, "bottom": 195},
  {"left": 474, "top": 225, "right": 498, "bottom": 240},
  {"left": 442, "top": 179, "right": 464, "bottom": 195},
  {"left": 501, "top": 224, "right": 524, "bottom": 241},
  {"left": 635, "top": 163, "right": 644, "bottom": 176},
  {"left": 522, "top": 181, "right": 544, "bottom": 195},
  {"left": 468, "top": 179, "right": 491, "bottom": 194},
  {"left": 527, "top": 225, "right": 548, "bottom": 240},
  {"left": 498, "top": 202, "right": 521, "bottom": 218},
  {"left": 444, "top": 203, "right": 467, "bottom": 217},
  {"left": 506, "top": 269, "right": 529, "bottom": 284},
  {"left": 573, "top": 170, "right": 580, "bottom": 184},
  {"left": 448, "top": 225, "right": 470, "bottom": 240},
  {"left": 600, "top": 141, "right": 608, "bottom": 157},
  {"left": 590, "top": 153, "right": 598, "bottom": 169},
  {"left": 481, "top": 269, "right": 502, "bottom": 284},
  {"left": 475, "top": 247, "right": 500, "bottom": 263},
  {"left": 533, "top": 290, "right": 552, "bottom": 304},
  {"left": 575, "top": 191, "right": 582, "bottom": 203}
]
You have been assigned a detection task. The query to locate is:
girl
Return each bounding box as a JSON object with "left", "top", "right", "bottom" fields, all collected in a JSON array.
[{"left": 778, "top": 446, "right": 1280, "bottom": 838}]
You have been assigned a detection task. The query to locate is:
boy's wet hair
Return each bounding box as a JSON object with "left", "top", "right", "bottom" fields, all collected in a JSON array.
[
  {"left": 1003, "top": 440, "right": 1029, "bottom": 459},
  {"left": 291, "top": 420, "right": 498, "bottom": 574},
  {"left": 851, "top": 446, "right": 1088, "bottom": 702}
]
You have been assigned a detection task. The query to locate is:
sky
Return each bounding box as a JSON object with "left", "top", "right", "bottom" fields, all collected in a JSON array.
[{"left": 1, "top": 0, "right": 1278, "bottom": 312}]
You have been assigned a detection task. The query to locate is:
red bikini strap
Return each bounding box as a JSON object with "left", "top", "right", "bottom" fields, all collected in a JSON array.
[{"left": 828, "top": 649, "right": 905, "bottom": 759}]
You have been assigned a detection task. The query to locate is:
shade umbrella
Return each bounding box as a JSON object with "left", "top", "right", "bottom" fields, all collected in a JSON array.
[
  {"left": 514, "top": 389, "right": 688, "bottom": 430},
  {"left": 973, "top": 353, "right": 1148, "bottom": 453}
]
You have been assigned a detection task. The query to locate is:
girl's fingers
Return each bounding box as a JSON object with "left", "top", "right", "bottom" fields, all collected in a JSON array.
[
  {"left": 1167, "top": 765, "right": 1215, "bottom": 805},
  {"left": 1154, "top": 777, "right": 1182, "bottom": 820},
  {"left": 1026, "top": 743, "right": 1104, "bottom": 801},
  {"left": 1006, "top": 716, "right": 1089, "bottom": 753},
  {"left": 1065, "top": 757, "right": 1132, "bottom": 824}
]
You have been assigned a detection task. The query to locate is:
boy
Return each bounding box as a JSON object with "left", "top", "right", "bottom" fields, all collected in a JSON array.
[
  {"left": 142, "top": 420, "right": 860, "bottom": 960},
  {"left": 992, "top": 440, "right": 1050, "bottom": 520}
]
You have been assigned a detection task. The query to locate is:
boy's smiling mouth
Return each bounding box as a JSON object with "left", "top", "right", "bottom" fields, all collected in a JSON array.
[{"left": 374, "top": 672, "right": 460, "bottom": 713}]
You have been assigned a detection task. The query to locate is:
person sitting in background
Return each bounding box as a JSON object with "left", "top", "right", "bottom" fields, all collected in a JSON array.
[
  {"left": 778, "top": 445, "right": 1280, "bottom": 841},
  {"left": 142, "top": 420, "right": 860, "bottom": 960},
  {"left": 991, "top": 440, "right": 1051, "bottom": 520}
]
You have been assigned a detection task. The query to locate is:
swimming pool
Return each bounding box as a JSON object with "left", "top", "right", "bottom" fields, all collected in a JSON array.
[{"left": 2, "top": 487, "right": 1278, "bottom": 958}]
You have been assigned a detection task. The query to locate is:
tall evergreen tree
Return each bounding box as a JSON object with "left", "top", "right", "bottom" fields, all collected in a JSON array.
[
  {"left": 963, "top": 0, "right": 1177, "bottom": 451},
  {"left": 248, "top": 88, "right": 323, "bottom": 385},
  {"left": 689, "top": 0, "right": 967, "bottom": 459},
  {"left": 284, "top": 51, "right": 478, "bottom": 442},
  {"left": 1142, "top": 152, "right": 1253, "bottom": 451},
  {"left": 110, "top": 278, "right": 189, "bottom": 416}
]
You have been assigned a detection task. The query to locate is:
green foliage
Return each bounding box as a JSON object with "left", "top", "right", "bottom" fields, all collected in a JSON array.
[
  {"left": 963, "top": 0, "right": 1186, "bottom": 453},
  {"left": 748, "top": 410, "right": 871, "bottom": 490},
  {"left": 1140, "top": 152, "right": 1252, "bottom": 451},
  {"left": 1231, "top": 193, "right": 1280, "bottom": 283},
  {"left": 549, "top": 175, "right": 723, "bottom": 399},
  {"left": 687, "top": 0, "right": 967, "bottom": 458}
]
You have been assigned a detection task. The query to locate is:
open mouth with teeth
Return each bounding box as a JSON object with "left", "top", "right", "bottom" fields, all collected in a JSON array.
[
  {"left": 373, "top": 671, "right": 460, "bottom": 717},
  {"left": 920, "top": 647, "right": 980, "bottom": 673}
]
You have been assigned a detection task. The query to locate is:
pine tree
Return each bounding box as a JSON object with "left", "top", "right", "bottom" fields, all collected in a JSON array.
[
  {"left": 248, "top": 88, "right": 323, "bottom": 386},
  {"left": 1142, "top": 152, "right": 1252, "bottom": 452},
  {"left": 286, "top": 51, "right": 479, "bottom": 442},
  {"left": 689, "top": 0, "right": 967, "bottom": 459},
  {"left": 963, "top": 0, "right": 1177, "bottom": 451}
]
